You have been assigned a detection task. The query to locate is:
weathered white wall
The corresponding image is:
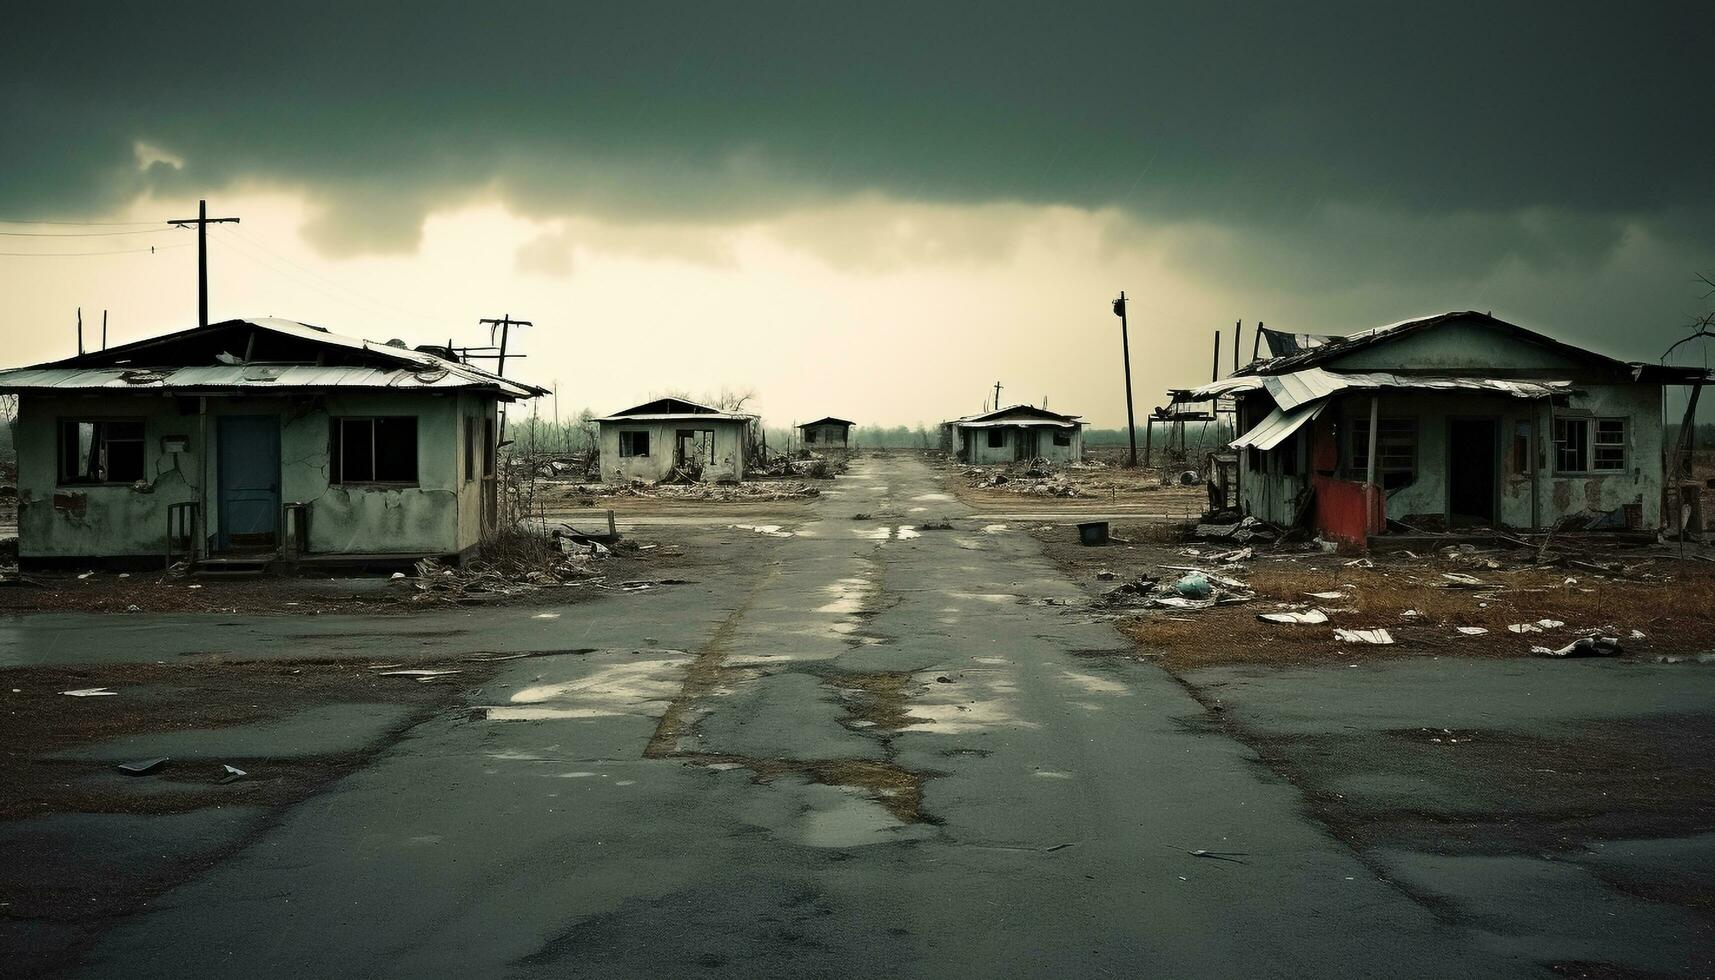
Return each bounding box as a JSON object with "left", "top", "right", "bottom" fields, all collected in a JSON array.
[
  {"left": 960, "top": 425, "right": 1083, "bottom": 464},
  {"left": 1328, "top": 387, "right": 1662, "bottom": 528},
  {"left": 15, "top": 390, "right": 488, "bottom": 560},
  {"left": 599, "top": 419, "right": 747, "bottom": 482}
]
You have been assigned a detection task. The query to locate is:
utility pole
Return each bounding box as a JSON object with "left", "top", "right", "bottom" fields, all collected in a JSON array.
[
  {"left": 478, "top": 314, "right": 532, "bottom": 379},
  {"left": 76, "top": 307, "right": 84, "bottom": 355},
  {"left": 1112, "top": 291, "right": 1138, "bottom": 468},
  {"left": 102, "top": 310, "right": 108, "bottom": 351},
  {"left": 993, "top": 381, "right": 1004, "bottom": 409},
  {"left": 168, "top": 200, "right": 240, "bottom": 329}
]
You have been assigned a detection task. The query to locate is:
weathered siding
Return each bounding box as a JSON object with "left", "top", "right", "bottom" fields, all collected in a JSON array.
[
  {"left": 1328, "top": 386, "right": 1662, "bottom": 529},
  {"left": 598, "top": 419, "right": 747, "bottom": 483},
  {"left": 15, "top": 390, "right": 484, "bottom": 560}
]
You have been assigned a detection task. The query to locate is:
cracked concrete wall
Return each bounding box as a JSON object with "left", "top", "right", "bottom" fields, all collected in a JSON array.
[
  {"left": 961, "top": 425, "right": 1083, "bottom": 465},
  {"left": 598, "top": 419, "right": 748, "bottom": 483},
  {"left": 15, "top": 390, "right": 493, "bottom": 559}
]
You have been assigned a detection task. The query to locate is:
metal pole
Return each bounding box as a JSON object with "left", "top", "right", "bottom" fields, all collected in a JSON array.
[
  {"left": 1114, "top": 292, "right": 1138, "bottom": 468},
  {"left": 1365, "top": 396, "right": 1380, "bottom": 487},
  {"left": 197, "top": 199, "right": 207, "bottom": 329}
]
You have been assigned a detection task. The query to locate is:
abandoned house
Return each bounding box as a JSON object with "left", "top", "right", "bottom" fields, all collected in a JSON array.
[
  {"left": 797, "top": 417, "right": 854, "bottom": 455},
  {"left": 596, "top": 397, "right": 756, "bottom": 483},
  {"left": 947, "top": 405, "right": 1084, "bottom": 464},
  {"left": 1169, "top": 311, "right": 1708, "bottom": 547},
  {"left": 0, "top": 316, "right": 547, "bottom": 568}
]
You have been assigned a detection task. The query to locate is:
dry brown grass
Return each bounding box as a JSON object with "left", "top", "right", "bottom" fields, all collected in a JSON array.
[{"left": 1120, "top": 561, "right": 1715, "bottom": 670}]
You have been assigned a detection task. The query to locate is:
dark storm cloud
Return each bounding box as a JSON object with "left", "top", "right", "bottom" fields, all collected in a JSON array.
[{"left": 3, "top": 0, "right": 1711, "bottom": 275}]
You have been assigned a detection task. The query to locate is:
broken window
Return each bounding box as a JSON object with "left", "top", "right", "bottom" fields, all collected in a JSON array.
[
  {"left": 804, "top": 428, "right": 818, "bottom": 443},
  {"left": 987, "top": 428, "right": 1005, "bottom": 449},
  {"left": 619, "top": 430, "right": 650, "bottom": 457},
  {"left": 1053, "top": 430, "right": 1072, "bottom": 447},
  {"left": 1349, "top": 417, "right": 1416, "bottom": 490},
  {"left": 1593, "top": 418, "right": 1626, "bottom": 471},
  {"left": 1278, "top": 431, "right": 1300, "bottom": 476},
  {"left": 483, "top": 417, "right": 496, "bottom": 478},
  {"left": 464, "top": 417, "right": 477, "bottom": 482},
  {"left": 330, "top": 416, "right": 418, "bottom": 484},
  {"left": 59, "top": 418, "right": 145, "bottom": 484},
  {"left": 1554, "top": 417, "right": 1588, "bottom": 472}
]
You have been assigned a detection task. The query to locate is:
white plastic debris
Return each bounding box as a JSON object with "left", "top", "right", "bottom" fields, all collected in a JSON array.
[
  {"left": 1630, "top": 629, "right": 1646, "bottom": 640},
  {"left": 375, "top": 668, "right": 462, "bottom": 678},
  {"left": 1534, "top": 635, "right": 1622, "bottom": 658},
  {"left": 1305, "top": 591, "right": 1346, "bottom": 600},
  {"left": 1440, "top": 572, "right": 1488, "bottom": 588},
  {"left": 1258, "top": 609, "right": 1329, "bottom": 625},
  {"left": 1536, "top": 619, "right": 1565, "bottom": 629},
  {"left": 60, "top": 687, "right": 117, "bottom": 697},
  {"left": 1455, "top": 626, "right": 1490, "bottom": 636},
  {"left": 1334, "top": 628, "right": 1394, "bottom": 644},
  {"left": 390, "top": 571, "right": 406, "bottom": 580},
  {"left": 1507, "top": 623, "right": 1542, "bottom": 634}
]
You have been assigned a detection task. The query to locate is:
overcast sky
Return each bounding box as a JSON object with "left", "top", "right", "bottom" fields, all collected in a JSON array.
[{"left": 3, "top": 2, "right": 1711, "bottom": 426}]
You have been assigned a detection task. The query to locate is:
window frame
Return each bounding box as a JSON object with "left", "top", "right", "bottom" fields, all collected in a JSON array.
[
  {"left": 1348, "top": 416, "right": 1418, "bottom": 490},
  {"left": 986, "top": 428, "right": 1005, "bottom": 449},
  {"left": 464, "top": 416, "right": 477, "bottom": 483},
  {"left": 58, "top": 417, "right": 146, "bottom": 485},
  {"left": 1592, "top": 417, "right": 1627, "bottom": 472},
  {"left": 1052, "top": 430, "right": 1072, "bottom": 447},
  {"left": 329, "top": 415, "right": 420, "bottom": 487},
  {"left": 1553, "top": 416, "right": 1589, "bottom": 474},
  {"left": 618, "top": 430, "right": 651, "bottom": 458}
]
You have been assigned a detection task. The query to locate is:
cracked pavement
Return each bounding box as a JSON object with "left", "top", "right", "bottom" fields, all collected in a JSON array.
[{"left": 3, "top": 454, "right": 1698, "bottom": 977}]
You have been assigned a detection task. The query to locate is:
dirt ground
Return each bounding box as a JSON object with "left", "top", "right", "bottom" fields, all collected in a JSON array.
[{"left": 1032, "top": 521, "right": 1715, "bottom": 670}]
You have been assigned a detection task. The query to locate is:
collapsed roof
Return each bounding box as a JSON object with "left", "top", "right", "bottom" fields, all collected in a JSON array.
[
  {"left": 597, "top": 397, "right": 755, "bottom": 422},
  {"left": 0, "top": 317, "right": 548, "bottom": 400}
]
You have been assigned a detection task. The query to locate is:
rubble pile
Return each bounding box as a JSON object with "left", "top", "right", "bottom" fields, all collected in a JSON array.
[
  {"left": 1099, "top": 567, "right": 1256, "bottom": 610},
  {"left": 406, "top": 530, "right": 644, "bottom": 604},
  {"left": 548, "top": 480, "right": 821, "bottom": 501}
]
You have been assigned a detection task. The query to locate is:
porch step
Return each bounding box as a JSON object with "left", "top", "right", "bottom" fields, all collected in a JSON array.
[{"left": 190, "top": 556, "right": 276, "bottom": 578}]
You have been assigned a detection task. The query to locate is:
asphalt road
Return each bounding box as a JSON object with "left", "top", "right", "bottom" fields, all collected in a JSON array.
[{"left": 4, "top": 455, "right": 1700, "bottom": 977}]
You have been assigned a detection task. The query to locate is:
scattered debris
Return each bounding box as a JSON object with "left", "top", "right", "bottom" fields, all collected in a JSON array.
[
  {"left": 1333, "top": 628, "right": 1394, "bottom": 645},
  {"left": 1304, "top": 591, "right": 1346, "bottom": 601},
  {"left": 117, "top": 757, "right": 169, "bottom": 776},
  {"left": 1175, "top": 573, "right": 1212, "bottom": 600},
  {"left": 1534, "top": 635, "right": 1623, "bottom": 658},
  {"left": 60, "top": 687, "right": 116, "bottom": 697},
  {"left": 375, "top": 668, "right": 462, "bottom": 680},
  {"left": 1456, "top": 626, "right": 1490, "bottom": 636},
  {"left": 220, "top": 764, "right": 248, "bottom": 783},
  {"left": 1257, "top": 609, "right": 1329, "bottom": 625}
]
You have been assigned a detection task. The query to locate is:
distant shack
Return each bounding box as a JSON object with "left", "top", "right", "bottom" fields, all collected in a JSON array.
[
  {"left": 596, "top": 397, "right": 755, "bottom": 483},
  {"left": 797, "top": 417, "right": 854, "bottom": 455},
  {"left": 945, "top": 405, "right": 1084, "bottom": 464}
]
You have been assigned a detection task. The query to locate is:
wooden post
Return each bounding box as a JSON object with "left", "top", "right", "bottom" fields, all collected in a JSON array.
[{"left": 1365, "top": 396, "right": 1380, "bottom": 488}]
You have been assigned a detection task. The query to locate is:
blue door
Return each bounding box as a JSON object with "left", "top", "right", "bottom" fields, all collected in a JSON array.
[{"left": 217, "top": 415, "right": 280, "bottom": 551}]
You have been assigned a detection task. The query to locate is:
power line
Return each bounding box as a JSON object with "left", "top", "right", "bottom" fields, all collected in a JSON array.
[
  {"left": 0, "top": 217, "right": 159, "bottom": 227},
  {"left": 0, "top": 228, "right": 165, "bottom": 237},
  {"left": 0, "top": 243, "right": 192, "bottom": 257}
]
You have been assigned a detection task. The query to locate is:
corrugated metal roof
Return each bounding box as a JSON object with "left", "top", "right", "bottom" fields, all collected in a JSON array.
[
  {"left": 1264, "top": 368, "right": 1570, "bottom": 412},
  {"left": 0, "top": 317, "right": 547, "bottom": 399},
  {"left": 1180, "top": 367, "right": 1570, "bottom": 411},
  {"left": 1231, "top": 401, "right": 1326, "bottom": 451}
]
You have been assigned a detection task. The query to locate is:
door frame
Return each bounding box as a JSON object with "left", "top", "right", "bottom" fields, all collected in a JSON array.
[
  {"left": 1445, "top": 415, "right": 1501, "bottom": 526},
  {"left": 216, "top": 414, "right": 282, "bottom": 552}
]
